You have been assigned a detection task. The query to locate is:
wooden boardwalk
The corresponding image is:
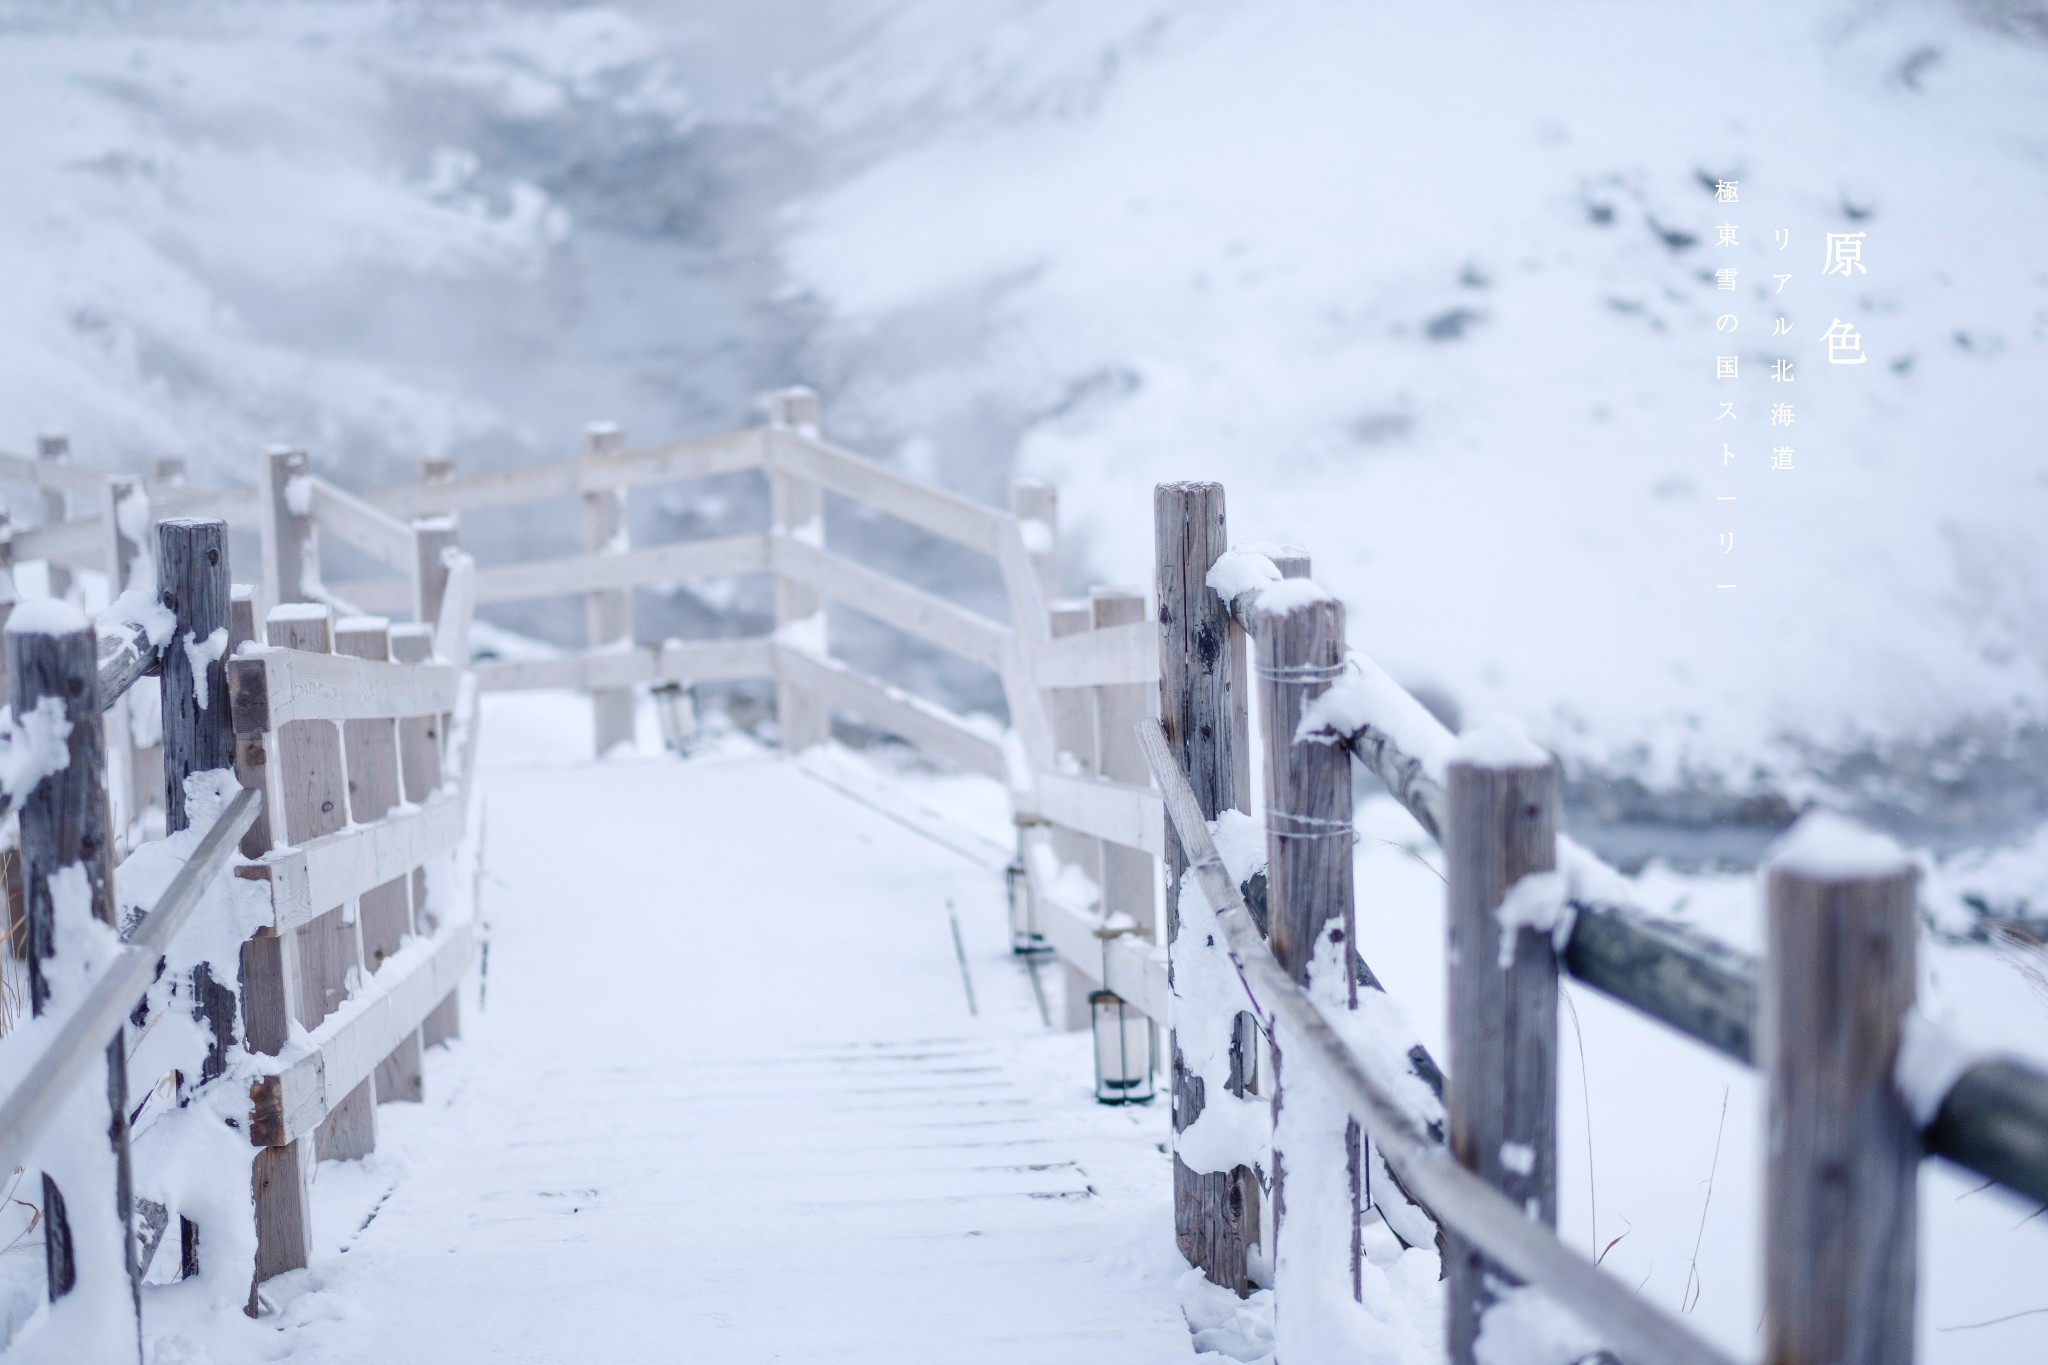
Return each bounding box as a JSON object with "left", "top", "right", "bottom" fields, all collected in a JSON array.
[{"left": 259, "top": 697, "right": 1194, "bottom": 1363}]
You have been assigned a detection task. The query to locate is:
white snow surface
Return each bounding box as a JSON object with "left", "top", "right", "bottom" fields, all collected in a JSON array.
[
  {"left": 4, "top": 599, "right": 86, "bottom": 636},
  {"left": 134, "top": 690, "right": 1197, "bottom": 1364},
  {"left": 1450, "top": 717, "right": 1551, "bottom": 771},
  {"left": 1767, "top": 808, "right": 1913, "bottom": 879}
]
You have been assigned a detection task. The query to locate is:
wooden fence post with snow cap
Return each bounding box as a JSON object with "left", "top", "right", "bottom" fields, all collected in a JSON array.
[
  {"left": 1253, "top": 588, "right": 1359, "bottom": 1334},
  {"left": 7, "top": 603, "right": 142, "bottom": 1355},
  {"left": 264, "top": 603, "right": 377, "bottom": 1162},
  {"left": 158, "top": 519, "right": 239, "bottom": 1093},
  {"left": 1762, "top": 815, "right": 1918, "bottom": 1365},
  {"left": 37, "top": 433, "right": 72, "bottom": 598},
  {"left": 259, "top": 447, "right": 315, "bottom": 611},
  {"left": 1155, "top": 480, "right": 1259, "bottom": 1294},
  {"left": 768, "top": 386, "right": 830, "bottom": 753},
  {"left": 1444, "top": 724, "right": 1560, "bottom": 1365},
  {"left": 581, "top": 422, "right": 635, "bottom": 756},
  {"left": 1047, "top": 597, "right": 1101, "bottom": 1028}
]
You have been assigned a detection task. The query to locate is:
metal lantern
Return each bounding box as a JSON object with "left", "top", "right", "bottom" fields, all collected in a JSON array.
[
  {"left": 1090, "top": 988, "right": 1155, "bottom": 1104},
  {"left": 651, "top": 682, "right": 697, "bottom": 754},
  {"left": 1006, "top": 858, "right": 1045, "bottom": 954}
]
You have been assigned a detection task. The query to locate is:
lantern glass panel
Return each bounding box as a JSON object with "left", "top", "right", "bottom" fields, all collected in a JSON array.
[{"left": 1090, "top": 989, "right": 1154, "bottom": 1104}]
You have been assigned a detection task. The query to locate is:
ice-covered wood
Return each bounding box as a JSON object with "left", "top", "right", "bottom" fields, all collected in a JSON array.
[
  {"left": 1445, "top": 752, "right": 1559, "bottom": 1364},
  {"left": 1763, "top": 838, "right": 1917, "bottom": 1365},
  {"left": 1154, "top": 479, "right": 1257, "bottom": 1295}
]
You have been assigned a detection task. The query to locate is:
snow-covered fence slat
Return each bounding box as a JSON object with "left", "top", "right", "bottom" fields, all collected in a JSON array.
[
  {"left": 472, "top": 636, "right": 777, "bottom": 693},
  {"left": 346, "top": 533, "right": 775, "bottom": 616},
  {"left": 1137, "top": 716, "right": 1742, "bottom": 1365},
  {"left": 772, "top": 534, "right": 1013, "bottom": 673},
  {"left": 771, "top": 643, "right": 1007, "bottom": 781},
  {"left": 1030, "top": 616, "right": 1157, "bottom": 688}
]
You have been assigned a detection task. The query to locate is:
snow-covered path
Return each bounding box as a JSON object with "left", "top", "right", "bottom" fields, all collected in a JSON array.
[{"left": 219, "top": 694, "right": 1194, "bottom": 1364}]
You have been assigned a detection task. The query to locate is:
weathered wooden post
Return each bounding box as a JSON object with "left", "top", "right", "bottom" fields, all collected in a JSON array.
[
  {"left": 1254, "top": 590, "right": 1359, "bottom": 1342},
  {"left": 36, "top": 434, "right": 72, "bottom": 599},
  {"left": 581, "top": 423, "right": 635, "bottom": 756},
  {"left": 768, "top": 386, "right": 829, "bottom": 752},
  {"left": 1155, "top": 480, "right": 1258, "bottom": 1293},
  {"left": 1445, "top": 727, "right": 1560, "bottom": 1364},
  {"left": 8, "top": 604, "right": 141, "bottom": 1357},
  {"left": 1762, "top": 817, "right": 1918, "bottom": 1365},
  {"left": 259, "top": 446, "right": 315, "bottom": 609},
  {"left": 413, "top": 517, "right": 458, "bottom": 634},
  {"left": 264, "top": 604, "right": 377, "bottom": 1161},
  {"left": 159, "top": 520, "right": 238, "bottom": 1085}
]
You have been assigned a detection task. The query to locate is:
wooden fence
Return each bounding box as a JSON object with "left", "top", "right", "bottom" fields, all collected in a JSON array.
[
  {"left": 0, "top": 451, "right": 481, "bottom": 1353},
  {"left": 1, "top": 408, "right": 2044, "bottom": 1361}
]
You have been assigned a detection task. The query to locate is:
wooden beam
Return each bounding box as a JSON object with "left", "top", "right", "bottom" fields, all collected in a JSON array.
[
  {"left": 470, "top": 636, "right": 775, "bottom": 693},
  {"left": 1035, "top": 771, "right": 1165, "bottom": 859},
  {"left": 305, "top": 477, "right": 417, "bottom": 573},
  {"left": 772, "top": 644, "right": 1005, "bottom": 781},
  {"left": 238, "top": 792, "right": 466, "bottom": 935},
  {"left": 364, "top": 428, "right": 768, "bottom": 520},
  {"left": 1032, "top": 618, "right": 1158, "bottom": 688},
  {"left": 768, "top": 428, "right": 1009, "bottom": 557},
  {"left": 229, "top": 644, "right": 460, "bottom": 732},
  {"left": 771, "top": 534, "right": 1010, "bottom": 674}
]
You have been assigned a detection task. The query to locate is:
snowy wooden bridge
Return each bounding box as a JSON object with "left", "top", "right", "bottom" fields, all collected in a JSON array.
[{"left": 0, "top": 394, "right": 2042, "bottom": 1363}]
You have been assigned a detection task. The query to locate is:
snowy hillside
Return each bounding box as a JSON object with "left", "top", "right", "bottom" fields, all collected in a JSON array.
[{"left": 6, "top": 0, "right": 2048, "bottom": 834}]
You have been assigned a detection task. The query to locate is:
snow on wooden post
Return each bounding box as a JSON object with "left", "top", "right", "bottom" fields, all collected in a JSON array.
[
  {"left": 1762, "top": 816, "right": 1918, "bottom": 1365},
  {"left": 36, "top": 433, "right": 72, "bottom": 598},
  {"left": 768, "top": 386, "right": 830, "bottom": 753},
  {"left": 1253, "top": 590, "right": 1357, "bottom": 1344},
  {"left": 581, "top": 422, "right": 635, "bottom": 756},
  {"left": 1047, "top": 598, "right": 1101, "bottom": 1028},
  {"left": 7, "top": 604, "right": 142, "bottom": 1354},
  {"left": 159, "top": 519, "right": 239, "bottom": 1093},
  {"left": 264, "top": 604, "right": 378, "bottom": 1161},
  {"left": 1010, "top": 481, "right": 1060, "bottom": 601},
  {"left": 1445, "top": 725, "right": 1560, "bottom": 1365},
  {"left": 259, "top": 447, "right": 315, "bottom": 609},
  {"left": 1155, "top": 480, "right": 1258, "bottom": 1294}
]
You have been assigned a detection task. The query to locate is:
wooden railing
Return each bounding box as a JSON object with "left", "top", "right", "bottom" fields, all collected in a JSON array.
[
  {"left": 0, "top": 484, "right": 481, "bottom": 1355},
  {"left": 2, "top": 412, "right": 2044, "bottom": 1362}
]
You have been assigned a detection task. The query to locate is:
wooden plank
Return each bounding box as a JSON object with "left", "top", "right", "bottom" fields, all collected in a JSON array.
[
  {"left": 306, "top": 477, "right": 417, "bottom": 573},
  {"left": 335, "top": 618, "right": 412, "bottom": 977},
  {"left": 470, "top": 636, "right": 775, "bottom": 693},
  {"left": 582, "top": 423, "right": 636, "bottom": 756},
  {"left": 35, "top": 435, "right": 79, "bottom": 596},
  {"left": 768, "top": 428, "right": 1009, "bottom": 556},
  {"left": 0, "top": 445, "right": 107, "bottom": 497},
  {"left": 1032, "top": 619, "right": 1158, "bottom": 688},
  {"left": 229, "top": 643, "right": 460, "bottom": 731},
  {"left": 769, "top": 410, "right": 830, "bottom": 754},
  {"left": 1762, "top": 830, "right": 1917, "bottom": 1365},
  {"left": 1045, "top": 600, "right": 1101, "bottom": 1027},
  {"left": 772, "top": 534, "right": 1010, "bottom": 673},
  {"left": 1445, "top": 748, "right": 1559, "bottom": 1364},
  {"left": 458, "top": 534, "right": 771, "bottom": 607},
  {"left": 259, "top": 448, "right": 315, "bottom": 611},
  {"left": 1154, "top": 479, "right": 1255, "bottom": 1294},
  {"left": 364, "top": 428, "right": 768, "bottom": 520},
  {"left": 1027, "top": 861, "right": 1171, "bottom": 1023},
  {"left": 11, "top": 514, "right": 105, "bottom": 570},
  {"left": 250, "top": 1139, "right": 313, "bottom": 1291},
  {"left": 1035, "top": 771, "right": 1165, "bottom": 859},
  {"left": 1009, "top": 481, "right": 1060, "bottom": 599},
  {"left": 250, "top": 923, "right": 474, "bottom": 1147},
  {"left": 150, "top": 484, "right": 260, "bottom": 527},
  {"left": 390, "top": 625, "right": 444, "bottom": 803},
  {"left": 433, "top": 552, "right": 475, "bottom": 668},
  {"left": 772, "top": 644, "right": 1005, "bottom": 781},
  {"left": 240, "top": 791, "right": 466, "bottom": 934}
]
